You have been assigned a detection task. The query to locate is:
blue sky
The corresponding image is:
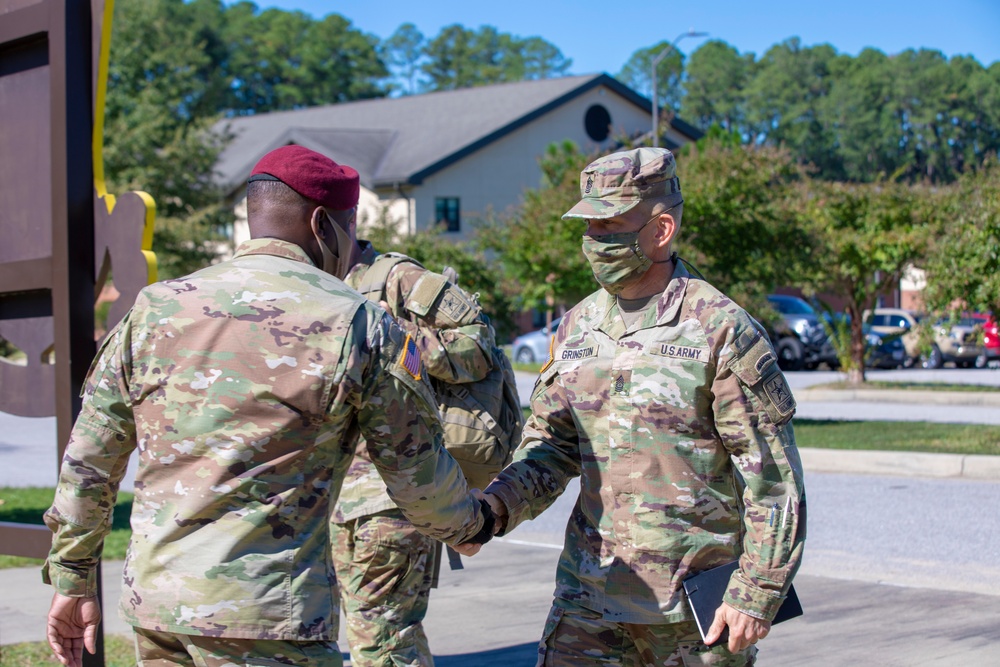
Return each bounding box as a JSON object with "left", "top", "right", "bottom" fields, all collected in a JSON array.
[{"left": 240, "top": 0, "right": 1000, "bottom": 73}]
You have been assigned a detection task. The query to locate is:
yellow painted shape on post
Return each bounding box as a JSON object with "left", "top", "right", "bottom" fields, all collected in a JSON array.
[{"left": 93, "top": 0, "right": 158, "bottom": 284}]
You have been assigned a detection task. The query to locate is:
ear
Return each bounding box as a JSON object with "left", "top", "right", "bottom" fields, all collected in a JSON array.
[
  {"left": 654, "top": 212, "right": 678, "bottom": 249},
  {"left": 309, "top": 208, "right": 326, "bottom": 238}
]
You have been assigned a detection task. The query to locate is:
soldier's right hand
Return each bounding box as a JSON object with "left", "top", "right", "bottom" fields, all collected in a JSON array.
[
  {"left": 475, "top": 489, "right": 508, "bottom": 536},
  {"left": 46, "top": 593, "right": 101, "bottom": 667}
]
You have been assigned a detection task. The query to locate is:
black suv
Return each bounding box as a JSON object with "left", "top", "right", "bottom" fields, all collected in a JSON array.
[{"left": 766, "top": 294, "right": 839, "bottom": 371}]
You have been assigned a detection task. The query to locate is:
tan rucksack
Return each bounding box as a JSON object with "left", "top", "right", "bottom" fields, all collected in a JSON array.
[{"left": 358, "top": 253, "right": 523, "bottom": 490}]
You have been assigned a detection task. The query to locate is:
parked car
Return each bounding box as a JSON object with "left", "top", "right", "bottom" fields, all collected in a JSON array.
[
  {"left": 863, "top": 324, "right": 906, "bottom": 369},
  {"left": 511, "top": 317, "right": 561, "bottom": 364},
  {"left": 863, "top": 307, "right": 983, "bottom": 368},
  {"left": 968, "top": 313, "right": 1000, "bottom": 368},
  {"left": 766, "top": 295, "right": 839, "bottom": 371}
]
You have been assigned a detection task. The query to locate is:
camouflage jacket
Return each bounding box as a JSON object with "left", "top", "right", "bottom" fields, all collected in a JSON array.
[
  {"left": 333, "top": 241, "right": 493, "bottom": 523},
  {"left": 41, "top": 238, "right": 484, "bottom": 640},
  {"left": 486, "top": 261, "right": 806, "bottom": 624}
]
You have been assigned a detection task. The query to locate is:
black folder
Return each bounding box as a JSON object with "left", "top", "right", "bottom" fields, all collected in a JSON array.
[{"left": 682, "top": 560, "right": 803, "bottom": 647}]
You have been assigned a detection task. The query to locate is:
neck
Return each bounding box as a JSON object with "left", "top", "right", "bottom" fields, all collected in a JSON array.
[{"left": 616, "top": 256, "right": 675, "bottom": 299}]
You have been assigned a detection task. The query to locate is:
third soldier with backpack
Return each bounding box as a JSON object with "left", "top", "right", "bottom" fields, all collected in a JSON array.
[{"left": 327, "top": 166, "right": 522, "bottom": 667}]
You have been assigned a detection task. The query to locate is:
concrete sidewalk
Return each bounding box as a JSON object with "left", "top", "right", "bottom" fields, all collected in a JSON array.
[
  {"left": 518, "top": 370, "right": 1000, "bottom": 481},
  {"left": 4, "top": 541, "right": 1000, "bottom": 665}
]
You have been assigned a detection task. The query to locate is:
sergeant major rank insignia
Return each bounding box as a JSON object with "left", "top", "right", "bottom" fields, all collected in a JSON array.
[{"left": 400, "top": 333, "right": 422, "bottom": 380}]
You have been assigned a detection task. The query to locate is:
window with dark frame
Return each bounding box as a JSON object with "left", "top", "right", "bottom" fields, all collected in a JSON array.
[{"left": 435, "top": 197, "right": 461, "bottom": 232}]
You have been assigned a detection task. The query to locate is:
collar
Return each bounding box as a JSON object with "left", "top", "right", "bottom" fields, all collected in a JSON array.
[
  {"left": 595, "top": 257, "right": 692, "bottom": 337},
  {"left": 234, "top": 238, "right": 316, "bottom": 266}
]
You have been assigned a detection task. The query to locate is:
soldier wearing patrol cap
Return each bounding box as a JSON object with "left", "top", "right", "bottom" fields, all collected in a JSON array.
[
  {"left": 481, "top": 146, "right": 806, "bottom": 666},
  {"left": 42, "top": 144, "right": 495, "bottom": 667}
]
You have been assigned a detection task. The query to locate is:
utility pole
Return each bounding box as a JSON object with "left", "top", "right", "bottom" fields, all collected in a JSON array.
[{"left": 651, "top": 29, "right": 707, "bottom": 147}]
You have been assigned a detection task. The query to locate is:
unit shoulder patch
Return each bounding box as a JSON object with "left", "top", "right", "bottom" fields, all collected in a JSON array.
[
  {"left": 437, "top": 286, "right": 473, "bottom": 322},
  {"left": 763, "top": 373, "right": 795, "bottom": 418}
]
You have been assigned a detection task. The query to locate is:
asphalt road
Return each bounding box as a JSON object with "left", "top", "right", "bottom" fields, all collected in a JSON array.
[
  {"left": 4, "top": 367, "right": 999, "bottom": 489},
  {"left": 6, "top": 471, "right": 999, "bottom": 665}
]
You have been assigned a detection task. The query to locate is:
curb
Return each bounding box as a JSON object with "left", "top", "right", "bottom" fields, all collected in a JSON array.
[
  {"left": 799, "top": 448, "right": 1000, "bottom": 481},
  {"left": 795, "top": 389, "right": 1000, "bottom": 406}
]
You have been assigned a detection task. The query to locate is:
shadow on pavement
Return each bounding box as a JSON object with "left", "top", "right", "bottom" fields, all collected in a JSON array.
[{"left": 435, "top": 642, "right": 537, "bottom": 666}]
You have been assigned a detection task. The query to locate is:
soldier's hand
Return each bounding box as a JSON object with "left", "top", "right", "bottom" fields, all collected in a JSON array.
[
  {"left": 705, "top": 602, "right": 770, "bottom": 653},
  {"left": 46, "top": 593, "right": 101, "bottom": 667},
  {"left": 473, "top": 489, "right": 508, "bottom": 535},
  {"left": 451, "top": 542, "right": 482, "bottom": 557}
]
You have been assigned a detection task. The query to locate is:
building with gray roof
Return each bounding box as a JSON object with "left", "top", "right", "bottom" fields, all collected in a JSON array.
[{"left": 216, "top": 73, "right": 702, "bottom": 243}]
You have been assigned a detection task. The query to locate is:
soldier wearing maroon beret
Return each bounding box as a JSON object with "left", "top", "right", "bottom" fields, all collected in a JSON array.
[{"left": 42, "top": 144, "right": 495, "bottom": 667}]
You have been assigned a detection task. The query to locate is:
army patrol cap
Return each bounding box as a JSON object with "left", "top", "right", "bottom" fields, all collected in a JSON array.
[
  {"left": 563, "top": 146, "right": 682, "bottom": 219},
  {"left": 249, "top": 145, "right": 360, "bottom": 210}
]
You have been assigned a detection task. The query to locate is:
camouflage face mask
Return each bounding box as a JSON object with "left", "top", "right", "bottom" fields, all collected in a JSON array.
[{"left": 581, "top": 213, "right": 657, "bottom": 295}]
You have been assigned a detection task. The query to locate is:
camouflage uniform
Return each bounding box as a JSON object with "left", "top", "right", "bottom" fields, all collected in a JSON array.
[
  {"left": 485, "top": 148, "right": 806, "bottom": 666},
  {"left": 42, "top": 238, "right": 486, "bottom": 661},
  {"left": 332, "top": 241, "right": 494, "bottom": 667}
]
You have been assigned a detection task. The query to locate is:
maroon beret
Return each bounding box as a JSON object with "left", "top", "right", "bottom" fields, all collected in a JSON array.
[{"left": 249, "top": 145, "right": 359, "bottom": 210}]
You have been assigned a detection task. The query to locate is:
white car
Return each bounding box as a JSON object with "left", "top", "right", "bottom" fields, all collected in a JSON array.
[{"left": 511, "top": 317, "right": 561, "bottom": 364}]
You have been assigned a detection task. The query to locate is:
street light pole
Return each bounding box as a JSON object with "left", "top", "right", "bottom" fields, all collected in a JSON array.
[{"left": 651, "top": 29, "right": 707, "bottom": 147}]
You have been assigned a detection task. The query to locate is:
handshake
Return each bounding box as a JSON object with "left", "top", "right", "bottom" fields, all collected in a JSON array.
[{"left": 452, "top": 489, "right": 507, "bottom": 557}]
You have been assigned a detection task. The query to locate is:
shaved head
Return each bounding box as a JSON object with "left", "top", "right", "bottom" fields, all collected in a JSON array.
[{"left": 247, "top": 180, "right": 314, "bottom": 226}]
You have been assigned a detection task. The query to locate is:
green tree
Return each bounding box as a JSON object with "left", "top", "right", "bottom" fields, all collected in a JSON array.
[
  {"left": 920, "top": 160, "right": 1000, "bottom": 319},
  {"left": 421, "top": 25, "right": 570, "bottom": 91},
  {"left": 480, "top": 141, "right": 598, "bottom": 321},
  {"left": 518, "top": 37, "right": 573, "bottom": 79},
  {"left": 384, "top": 22, "right": 427, "bottom": 95},
  {"left": 744, "top": 39, "right": 844, "bottom": 178},
  {"left": 105, "top": 0, "right": 231, "bottom": 278},
  {"left": 681, "top": 40, "right": 752, "bottom": 135},
  {"left": 221, "top": 5, "right": 387, "bottom": 112},
  {"left": 796, "top": 181, "right": 928, "bottom": 383},
  {"left": 818, "top": 48, "right": 900, "bottom": 182},
  {"left": 675, "top": 130, "right": 810, "bottom": 317},
  {"left": 618, "top": 41, "right": 686, "bottom": 113}
]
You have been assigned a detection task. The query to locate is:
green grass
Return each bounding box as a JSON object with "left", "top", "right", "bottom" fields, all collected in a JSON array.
[
  {"left": 512, "top": 361, "right": 543, "bottom": 374},
  {"left": 0, "top": 487, "right": 133, "bottom": 569},
  {"left": 793, "top": 419, "right": 1000, "bottom": 455},
  {"left": 518, "top": 408, "right": 1000, "bottom": 457},
  {"left": 810, "top": 380, "right": 1000, "bottom": 393},
  {"left": 0, "top": 634, "right": 134, "bottom": 667}
]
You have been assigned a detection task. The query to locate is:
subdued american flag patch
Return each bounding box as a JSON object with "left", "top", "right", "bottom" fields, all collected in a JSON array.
[{"left": 400, "top": 333, "right": 422, "bottom": 380}]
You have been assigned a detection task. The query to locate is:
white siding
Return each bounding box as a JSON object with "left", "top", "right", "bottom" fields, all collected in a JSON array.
[
  {"left": 408, "top": 86, "right": 672, "bottom": 242},
  {"left": 230, "top": 184, "right": 405, "bottom": 245}
]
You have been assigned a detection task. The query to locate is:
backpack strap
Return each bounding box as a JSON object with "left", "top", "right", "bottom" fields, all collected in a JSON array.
[
  {"left": 446, "top": 383, "right": 503, "bottom": 439},
  {"left": 356, "top": 252, "right": 422, "bottom": 302}
]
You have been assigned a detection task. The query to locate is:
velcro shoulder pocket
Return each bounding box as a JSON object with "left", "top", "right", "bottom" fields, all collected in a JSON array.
[
  {"left": 531, "top": 358, "right": 560, "bottom": 402},
  {"left": 728, "top": 330, "right": 795, "bottom": 426},
  {"left": 404, "top": 271, "right": 448, "bottom": 317}
]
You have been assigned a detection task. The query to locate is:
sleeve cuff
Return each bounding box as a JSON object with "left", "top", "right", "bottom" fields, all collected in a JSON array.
[
  {"left": 722, "top": 571, "right": 785, "bottom": 621},
  {"left": 41, "top": 560, "right": 99, "bottom": 597},
  {"left": 483, "top": 480, "right": 522, "bottom": 530}
]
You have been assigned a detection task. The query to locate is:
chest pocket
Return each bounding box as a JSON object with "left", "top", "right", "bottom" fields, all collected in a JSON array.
[{"left": 728, "top": 330, "right": 795, "bottom": 427}]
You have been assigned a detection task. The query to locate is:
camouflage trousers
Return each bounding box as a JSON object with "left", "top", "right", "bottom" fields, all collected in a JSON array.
[
  {"left": 331, "top": 508, "right": 437, "bottom": 667},
  {"left": 536, "top": 603, "right": 757, "bottom": 667},
  {"left": 133, "top": 627, "right": 342, "bottom": 666}
]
